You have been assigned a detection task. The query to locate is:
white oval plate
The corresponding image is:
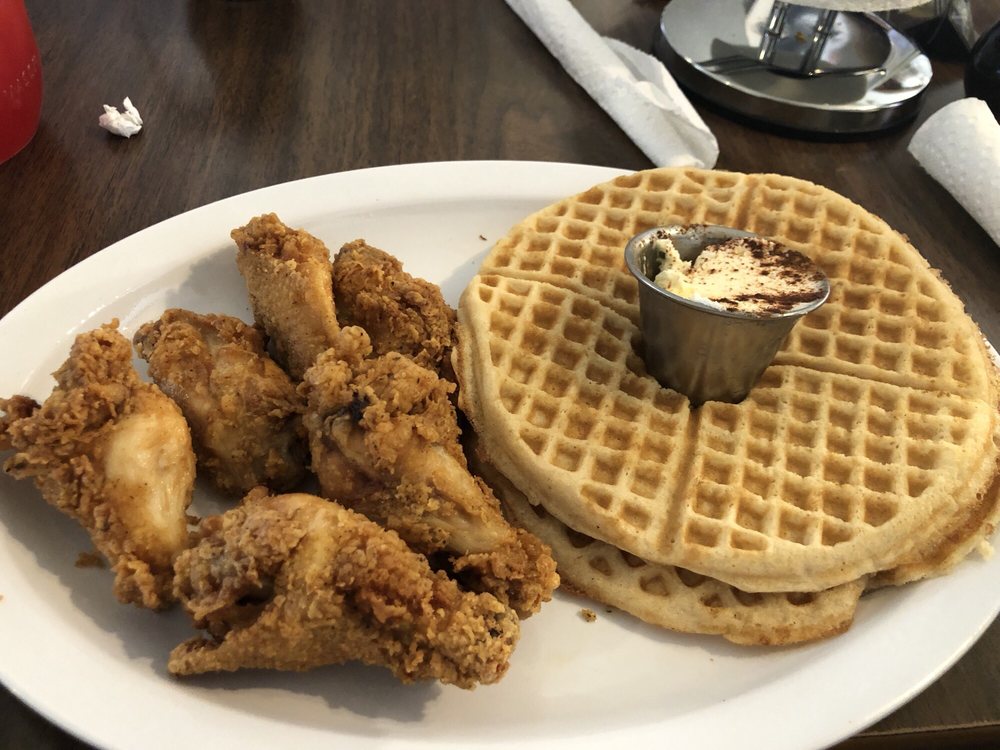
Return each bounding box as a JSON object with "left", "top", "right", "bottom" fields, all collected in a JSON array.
[{"left": 0, "top": 161, "right": 997, "bottom": 750}]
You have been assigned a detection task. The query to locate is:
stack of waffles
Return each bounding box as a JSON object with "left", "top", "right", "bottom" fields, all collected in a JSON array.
[{"left": 455, "top": 168, "right": 1000, "bottom": 645}]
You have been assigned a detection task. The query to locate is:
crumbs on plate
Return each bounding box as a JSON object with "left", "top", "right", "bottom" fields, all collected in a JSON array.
[{"left": 75, "top": 551, "right": 106, "bottom": 569}]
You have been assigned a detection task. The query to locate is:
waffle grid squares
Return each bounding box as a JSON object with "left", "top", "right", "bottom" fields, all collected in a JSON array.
[
  {"left": 669, "top": 361, "right": 973, "bottom": 550},
  {"left": 462, "top": 167, "right": 999, "bottom": 592},
  {"left": 472, "top": 274, "right": 694, "bottom": 536},
  {"left": 491, "top": 478, "right": 866, "bottom": 645}
]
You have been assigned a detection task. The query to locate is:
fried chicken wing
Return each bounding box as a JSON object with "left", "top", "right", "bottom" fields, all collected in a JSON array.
[
  {"left": 1, "top": 322, "right": 195, "bottom": 609},
  {"left": 169, "top": 490, "right": 518, "bottom": 687},
  {"left": 332, "top": 240, "right": 456, "bottom": 377},
  {"left": 300, "top": 328, "right": 558, "bottom": 618},
  {"left": 134, "top": 309, "right": 307, "bottom": 495},
  {"left": 232, "top": 213, "right": 340, "bottom": 380}
]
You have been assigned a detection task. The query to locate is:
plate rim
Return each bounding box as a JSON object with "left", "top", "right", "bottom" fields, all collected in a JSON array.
[{"left": 0, "top": 160, "right": 997, "bottom": 750}]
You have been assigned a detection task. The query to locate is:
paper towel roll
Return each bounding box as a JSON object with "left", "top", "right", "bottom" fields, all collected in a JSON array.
[{"left": 909, "top": 98, "right": 1000, "bottom": 247}]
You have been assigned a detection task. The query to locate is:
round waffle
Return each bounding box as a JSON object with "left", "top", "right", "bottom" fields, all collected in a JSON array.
[{"left": 456, "top": 168, "right": 1000, "bottom": 593}]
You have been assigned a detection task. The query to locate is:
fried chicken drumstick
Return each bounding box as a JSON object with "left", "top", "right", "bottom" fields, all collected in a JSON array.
[
  {"left": 232, "top": 213, "right": 340, "bottom": 380},
  {"left": 332, "top": 240, "right": 457, "bottom": 377},
  {"left": 134, "top": 309, "right": 307, "bottom": 495},
  {"left": 300, "top": 328, "right": 558, "bottom": 618},
  {"left": 0, "top": 322, "right": 195, "bottom": 609},
  {"left": 169, "top": 490, "right": 519, "bottom": 688}
]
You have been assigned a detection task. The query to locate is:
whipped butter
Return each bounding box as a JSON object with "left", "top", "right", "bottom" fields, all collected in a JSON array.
[{"left": 652, "top": 235, "right": 826, "bottom": 315}]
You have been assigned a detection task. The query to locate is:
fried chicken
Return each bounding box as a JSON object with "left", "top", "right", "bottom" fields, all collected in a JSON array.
[
  {"left": 0, "top": 395, "right": 38, "bottom": 450},
  {"left": 232, "top": 213, "right": 340, "bottom": 380},
  {"left": 1, "top": 322, "right": 195, "bottom": 609},
  {"left": 169, "top": 490, "right": 519, "bottom": 687},
  {"left": 332, "top": 240, "right": 457, "bottom": 377},
  {"left": 299, "top": 328, "right": 558, "bottom": 618},
  {"left": 134, "top": 309, "right": 307, "bottom": 495}
]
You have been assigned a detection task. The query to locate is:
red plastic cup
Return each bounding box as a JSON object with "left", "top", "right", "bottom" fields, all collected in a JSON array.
[{"left": 0, "top": 0, "right": 42, "bottom": 165}]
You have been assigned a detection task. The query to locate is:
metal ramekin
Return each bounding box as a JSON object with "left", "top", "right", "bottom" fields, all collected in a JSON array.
[{"left": 624, "top": 225, "right": 830, "bottom": 406}]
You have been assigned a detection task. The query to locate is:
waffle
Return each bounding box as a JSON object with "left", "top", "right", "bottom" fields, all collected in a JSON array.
[
  {"left": 473, "top": 453, "right": 865, "bottom": 646},
  {"left": 456, "top": 168, "right": 1000, "bottom": 593}
]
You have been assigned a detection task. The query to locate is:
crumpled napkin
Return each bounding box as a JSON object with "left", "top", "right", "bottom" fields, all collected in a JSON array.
[
  {"left": 99, "top": 97, "right": 143, "bottom": 138},
  {"left": 505, "top": 0, "right": 718, "bottom": 169},
  {"left": 908, "top": 98, "right": 1000, "bottom": 247}
]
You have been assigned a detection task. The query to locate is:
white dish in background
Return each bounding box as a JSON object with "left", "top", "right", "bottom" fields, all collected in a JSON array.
[{"left": 0, "top": 161, "right": 997, "bottom": 750}]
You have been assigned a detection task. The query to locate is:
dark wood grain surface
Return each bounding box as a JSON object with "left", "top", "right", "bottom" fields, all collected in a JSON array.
[{"left": 1, "top": 1, "right": 998, "bottom": 748}]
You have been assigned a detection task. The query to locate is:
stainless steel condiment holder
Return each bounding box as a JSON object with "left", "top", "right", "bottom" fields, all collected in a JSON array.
[
  {"left": 654, "top": 0, "right": 933, "bottom": 135},
  {"left": 624, "top": 225, "right": 830, "bottom": 406}
]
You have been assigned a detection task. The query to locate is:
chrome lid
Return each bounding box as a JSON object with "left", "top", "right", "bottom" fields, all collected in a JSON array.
[{"left": 654, "top": 0, "right": 932, "bottom": 134}]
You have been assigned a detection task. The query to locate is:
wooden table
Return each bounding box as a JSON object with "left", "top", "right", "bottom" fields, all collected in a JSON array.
[{"left": 1, "top": 1, "right": 998, "bottom": 747}]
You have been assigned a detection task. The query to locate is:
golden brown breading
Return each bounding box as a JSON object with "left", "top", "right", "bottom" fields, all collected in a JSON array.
[
  {"left": 2, "top": 322, "right": 195, "bottom": 609},
  {"left": 134, "top": 309, "right": 308, "bottom": 495},
  {"left": 0, "top": 395, "right": 39, "bottom": 450},
  {"left": 300, "top": 328, "right": 559, "bottom": 618},
  {"left": 332, "top": 240, "right": 457, "bottom": 377},
  {"left": 232, "top": 214, "right": 340, "bottom": 380},
  {"left": 169, "top": 490, "right": 519, "bottom": 688}
]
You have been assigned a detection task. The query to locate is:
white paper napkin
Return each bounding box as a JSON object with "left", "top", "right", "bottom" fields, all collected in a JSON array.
[
  {"left": 908, "top": 98, "right": 1000, "bottom": 247},
  {"left": 505, "top": 0, "right": 718, "bottom": 169}
]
